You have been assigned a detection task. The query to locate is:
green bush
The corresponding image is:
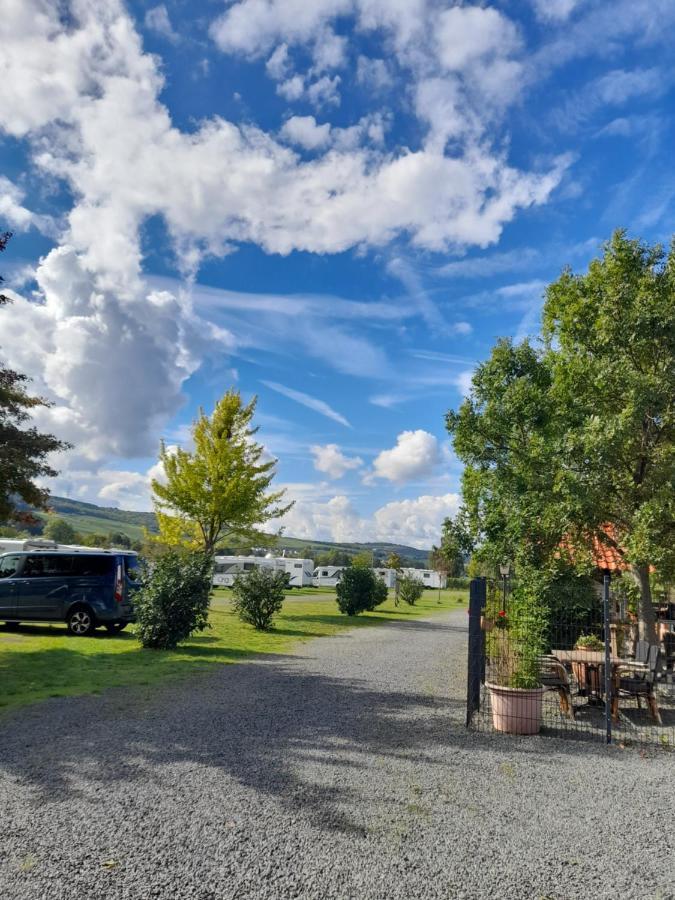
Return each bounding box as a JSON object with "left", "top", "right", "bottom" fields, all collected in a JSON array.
[
  {"left": 231, "top": 566, "right": 287, "bottom": 630},
  {"left": 336, "top": 567, "right": 387, "bottom": 616},
  {"left": 398, "top": 574, "right": 424, "bottom": 606},
  {"left": 134, "top": 551, "right": 212, "bottom": 649},
  {"left": 444, "top": 576, "right": 471, "bottom": 590}
]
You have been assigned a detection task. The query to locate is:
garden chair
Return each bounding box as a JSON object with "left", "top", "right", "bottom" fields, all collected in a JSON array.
[
  {"left": 615, "top": 644, "right": 662, "bottom": 724},
  {"left": 634, "top": 639, "right": 649, "bottom": 664},
  {"left": 662, "top": 632, "right": 675, "bottom": 672},
  {"left": 539, "top": 655, "right": 575, "bottom": 719}
]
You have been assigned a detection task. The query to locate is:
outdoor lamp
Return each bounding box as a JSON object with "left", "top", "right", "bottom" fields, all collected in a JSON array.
[{"left": 499, "top": 563, "right": 510, "bottom": 577}]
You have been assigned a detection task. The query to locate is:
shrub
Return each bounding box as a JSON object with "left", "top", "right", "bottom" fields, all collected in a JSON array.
[
  {"left": 336, "top": 567, "right": 387, "bottom": 616},
  {"left": 231, "top": 566, "right": 287, "bottom": 630},
  {"left": 398, "top": 574, "right": 424, "bottom": 606},
  {"left": 134, "top": 551, "right": 212, "bottom": 649}
]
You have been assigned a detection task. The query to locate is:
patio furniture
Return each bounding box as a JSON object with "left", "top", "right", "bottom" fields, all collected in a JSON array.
[
  {"left": 539, "top": 655, "right": 575, "bottom": 719},
  {"left": 613, "top": 644, "right": 662, "bottom": 724},
  {"left": 634, "top": 639, "right": 650, "bottom": 664},
  {"left": 661, "top": 632, "right": 675, "bottom": 672}
]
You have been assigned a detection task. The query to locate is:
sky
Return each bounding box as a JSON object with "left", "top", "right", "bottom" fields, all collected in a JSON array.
[{"left": 1, "top": 0, "right": 674, "bottom": 549}]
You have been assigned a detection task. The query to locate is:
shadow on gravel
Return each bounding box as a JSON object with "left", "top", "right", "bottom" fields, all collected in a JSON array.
[{"left": 0, "top": 628, "right": 632, "bottom": 838}]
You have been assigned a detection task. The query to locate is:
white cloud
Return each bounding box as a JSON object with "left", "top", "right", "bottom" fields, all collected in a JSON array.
[
  {"left": 0, "top": 176, "right": 54, "bottom": 235},
  {"left": 435, "top": 6, "right": 520, "bottom": 73},
  {"left": 261, "top": 381, "right": 351, "bottom": 428},
  {"left": 311, "top": 443, "right": 363, "bottom": 479},
  {"left": 369, "top": 430, "right": 440, "bottom": 484},
  {"left": 531, "top": 0, "right": 582, "bottom": 23},
  {"left": 1, "top": 246, "right": 232, "bottom": 460},
  {"left": 455, "top": 370, "right": 474, "bottom": 398},
  {"left": 277, "top": 487, "right": 461, "bottom": 548},
  {"left": 144, "top": 5, "right": 179, "bottom": 43},
  {"left": 280, "top": 116, "right": 332, "bottom": 150}
]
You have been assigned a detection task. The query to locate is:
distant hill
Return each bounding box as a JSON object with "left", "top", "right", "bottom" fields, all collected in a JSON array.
[{"left": 38, "top": 496, "right": 430, "bottom": 562}]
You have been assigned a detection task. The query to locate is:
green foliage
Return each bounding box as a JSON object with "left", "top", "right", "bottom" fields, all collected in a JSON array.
[
  {"left": 0, "top": 233, "right": 70, "bottom": 525},
  {"left": 384, "top": 551, "right": 403, "bottom": 572},
  {"left": 351, "top": 551, "right": 373, "bottom": 569},
  {"left": 43, "top": 517, "right": 78, "bottom": 543},
  {"left": 575, "top": 633, "right": 604, "bottom": 651},
  {"left": 314, "top": 549, "right": 353, "bottom": 567},
  {"left": 447, "top": 230, "right": 675, "bottom": 641},
  {"left": 429, "top": 514, "right": 472, "bottom": 577},
  {"left": 151, "top": 391, "right": 292, "bottom": 554},
  {"left": 134, "top": 551, "right": 212, "bottom": 650},
  {"left": 336, "top": 566, "right": 387, "bottom": 616},
  {"left": 231, "top": 566, "right": 287, "bottom": 631},
  {"left": 398, "top": 574, "right": 424, "bottom": 606}
]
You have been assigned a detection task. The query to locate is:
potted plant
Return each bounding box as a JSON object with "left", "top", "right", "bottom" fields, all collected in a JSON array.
[
  {"left": 573, "top": 633, "right": 604, "bottom": 697},
  {"left": 486, "top": 598, "right": 546, "bottom": 736}
]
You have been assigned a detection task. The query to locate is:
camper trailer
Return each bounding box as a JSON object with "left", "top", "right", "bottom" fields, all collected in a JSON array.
[
  {"left": 0, "top": 538, "right": 59, "bottom": 554},
  {"left": 312, "top": 566, "right": 346, "bottom": 588},
  {"left": 212, "top": 555, "right": 279, "bottom": 588},
  {"left": 276, "top": 558, "right": 314, "bottom": 588},
  {"left": 401, "top": 568, "right": 447, "bottom": 589},
  {"left": 373, "top": 568, "right": 397, "bottom": 589}
]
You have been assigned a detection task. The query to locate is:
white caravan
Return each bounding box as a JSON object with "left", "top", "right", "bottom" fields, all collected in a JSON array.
[
  {"left": 401, "top": 568, "right": 447, "bottom": 589},
  {"left": 312, "top": 566, "right": 346, "bottom": 588},
  {"left": 373, "top": 568, "right": 397, "bottom": 589},
  {"left": 212, "top": 555, "right": 278, "bottom": 587},
  {"left": 276, "top": 558, "right": 314, "bottom": 588},
  {"left": 0, "top": 538, "right": 58, "bottom": 554}
]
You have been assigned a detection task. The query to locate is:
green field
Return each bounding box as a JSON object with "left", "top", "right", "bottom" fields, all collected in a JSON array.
[
  {"left": 0, "top": 588, "right": 466, "bottom": 713},
  {"left": 38, "top": 512, "right": 147, "bottom": 541}
]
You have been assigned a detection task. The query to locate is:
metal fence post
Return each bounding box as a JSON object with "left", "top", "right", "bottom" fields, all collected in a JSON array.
[
  {"left": 603, "top": 574, "right": 612, "bottom": 745},
  {"left": 466, "top": 577, "right": 486, "bottom": 727}
]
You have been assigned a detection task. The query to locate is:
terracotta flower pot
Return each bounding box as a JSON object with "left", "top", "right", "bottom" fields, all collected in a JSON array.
[
  {"left": 480, "top": 615, "right": 494, "bottom": 632},
  {"left": 486, "top": 682, "right": 544, "bottom": 735}
]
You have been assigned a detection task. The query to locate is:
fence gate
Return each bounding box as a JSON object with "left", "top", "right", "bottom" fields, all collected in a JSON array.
[{"left": 465, "top": 577, "right": 675, "bottom": 748}]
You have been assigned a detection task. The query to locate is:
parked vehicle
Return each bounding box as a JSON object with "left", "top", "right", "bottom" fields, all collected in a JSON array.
[
  {"left": 276, "top": 557, "right": 314, "bottom": 588},
  {"left": 373, "top": 567, "right": 397, "bottom": 589},
  {"left": 0, "top": 550, "right": 139, "bottom": 636},
  {"left": 400, "top": 567, "right": 447, "bottom": 589},
  {"left": 212, "top": 555, "right": 278, "bottom": 588},
  {"left": 312, "top": 565, "right": 346, "bottom": 588}
]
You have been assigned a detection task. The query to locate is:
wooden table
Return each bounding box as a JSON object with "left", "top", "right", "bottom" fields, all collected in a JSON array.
[{"left": 551, "top": 649, "right": 647, "bottom": 721}]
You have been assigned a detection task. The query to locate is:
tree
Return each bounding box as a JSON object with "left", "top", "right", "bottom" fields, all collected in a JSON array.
[
  {"left": 447, "top": 231, "right": 675, "bottom": 642},
  {"left": 43, "top": 517, "right": 77, "bottom": 543},
  {"left": 398, "top": 573, "right": 424, "bottom": 606},
  {"left": 336, "top": 567, "right": 387, "bottom": 616},
  {"left": 134, "top": 550, "right": 212, "bottom": 649},
  {"left": 231, "top": 566, "right": 287, "bottom": 630},
  {"left": 429, "top": 514, "right": 472, "bottom": 578},
  {"left": 108, "top": 531, "right": 132, "bottom": 548},
  {"left": 351, "top": 550, "right": 373, "bottom": 569},
  {"left": 0, "top": 232, "right": 70, "bottom": 525},
  {"left": 151, "top": 391, "right": 293, "bottom": 555},
  {"left": 384, "top": 551, "right": 403, "bottom": 604}
]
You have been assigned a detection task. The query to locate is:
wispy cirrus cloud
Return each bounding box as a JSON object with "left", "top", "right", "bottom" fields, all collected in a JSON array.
[{"left": 261, "top": 381, "right": 351, "bottom": 428}]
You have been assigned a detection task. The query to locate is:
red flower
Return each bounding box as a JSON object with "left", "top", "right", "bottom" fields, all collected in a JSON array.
[{"left": 498, "top": 610, "right": 506, "bottom": 617}]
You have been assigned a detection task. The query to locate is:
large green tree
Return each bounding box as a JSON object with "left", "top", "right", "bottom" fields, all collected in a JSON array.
[
  {"left": 0, "top": 232, "right": 70, "bottom": 525},
  {"left": 429, "top": 514, "right": 472, "bottom": 577},
  {"left": 151, "top": 390, "right": 293, "bottom": 555},
  {"left": 447, "top": 231, "right": 675, "bottom": 642}
]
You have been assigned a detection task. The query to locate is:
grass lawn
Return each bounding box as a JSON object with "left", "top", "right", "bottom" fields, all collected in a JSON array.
[{"left": 0, "top": 588, "right": 467, "bottom": 713}]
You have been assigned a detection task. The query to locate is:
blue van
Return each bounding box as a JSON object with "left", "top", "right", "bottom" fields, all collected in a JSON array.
[{"left": 0, "top": 550, "right": 139, "bottom": 636}]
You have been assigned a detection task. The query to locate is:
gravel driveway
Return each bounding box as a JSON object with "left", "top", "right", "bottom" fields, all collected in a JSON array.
[{"left": 1, "top": 607, "right": 673, "bottom": 900}]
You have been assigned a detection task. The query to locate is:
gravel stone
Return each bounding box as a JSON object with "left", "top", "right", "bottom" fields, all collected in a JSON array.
[{"left": 0, "top": 608, "right": 673, "bottom": 899}]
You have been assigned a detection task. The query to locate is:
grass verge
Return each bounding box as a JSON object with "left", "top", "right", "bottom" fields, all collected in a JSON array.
[{"left": 0, "top": 589, "right": 466, "bottom": 713}]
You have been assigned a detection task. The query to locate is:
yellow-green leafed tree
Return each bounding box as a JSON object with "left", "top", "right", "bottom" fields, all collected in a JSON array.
[{"left": 151, "top": 391, "right": 293, "bottom": 555}]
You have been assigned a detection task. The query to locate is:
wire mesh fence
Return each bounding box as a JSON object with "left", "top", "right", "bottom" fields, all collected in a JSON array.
[{"left": 467, "top": 577, "right": 675, "bottom": 749}]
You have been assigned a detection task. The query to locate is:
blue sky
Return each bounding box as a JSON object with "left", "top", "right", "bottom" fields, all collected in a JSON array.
[{"left": 1, "top": 0, "right": 674, "bottom": 547}]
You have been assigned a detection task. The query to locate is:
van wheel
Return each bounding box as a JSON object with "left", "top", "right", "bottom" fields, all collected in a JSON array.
[
  {"left": 105, "top": 622, "right": 127, "bottom": 634},
  {"left": 67, "top": 607, "right": 96, "bottom": 636}
]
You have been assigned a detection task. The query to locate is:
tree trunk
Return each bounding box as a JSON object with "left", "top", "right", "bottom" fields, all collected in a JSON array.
[{"left": 630, "top": 564, "right": 657, "bottom": 644}]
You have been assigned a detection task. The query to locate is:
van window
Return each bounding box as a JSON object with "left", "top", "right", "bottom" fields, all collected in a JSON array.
[
  {"left": 321, "top": 570, "right": 328, "bottom": 576},
  {"left": 122, "top": 555, "right": 140, "bottom": 579},
  {"left": 294, "top": 563, "right": 302, "bottom": 569},
  {"left": 23, "top": 555, "right": 73, "bottom": 577},
  {"left": 0, "top": 555, "right": 21, "bottom": 578},
  {"left": 70, "top": 555, "right": 115, "bottom": 576}
]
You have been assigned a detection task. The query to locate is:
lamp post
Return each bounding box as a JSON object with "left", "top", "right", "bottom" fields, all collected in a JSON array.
[{"left": 499, "top": 562, "right": 510, "bottom": 613}]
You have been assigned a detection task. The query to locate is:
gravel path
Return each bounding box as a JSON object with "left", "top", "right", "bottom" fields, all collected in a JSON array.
[{"left": 1, "top": 608, "right": 673, "bottom": 900}]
